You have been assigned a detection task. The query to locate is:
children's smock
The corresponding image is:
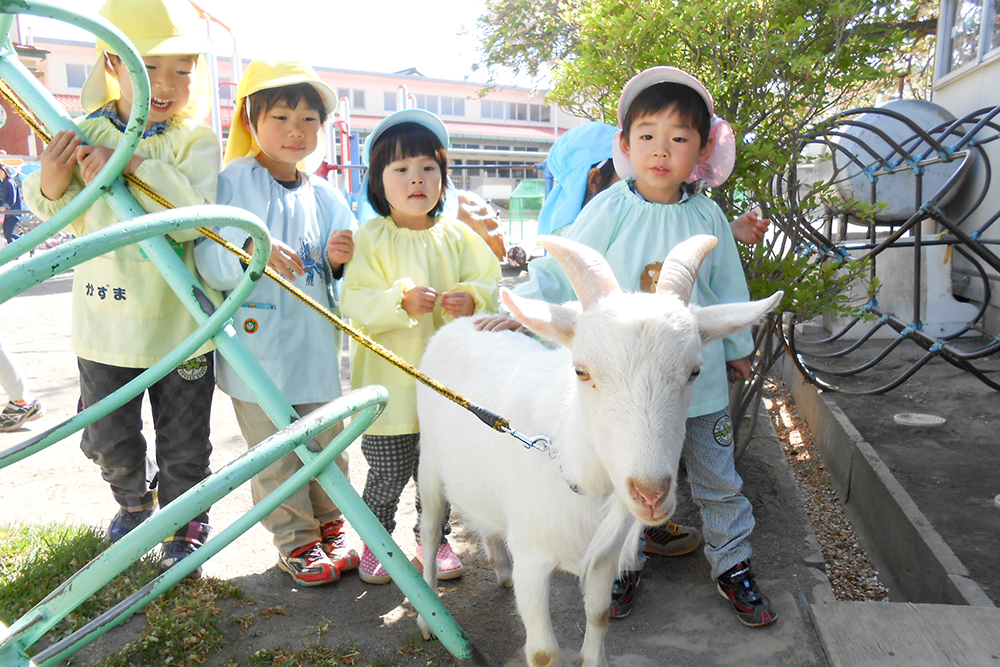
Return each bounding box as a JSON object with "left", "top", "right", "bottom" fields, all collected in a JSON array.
[
  {"left": 22, "top": 116, "right": 221, "bottom": 368},
  {"left": 194, "top": 157, "right": 357, "bottom": 405},
  {"left": 515, "top": 178, "right": 752, "bottom": 418},
  {"left": 342, "top": 216, "right": 500, "bottom": 435}
]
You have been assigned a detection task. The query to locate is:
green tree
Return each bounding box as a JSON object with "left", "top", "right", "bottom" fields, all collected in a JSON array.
[
  {"left": 477, "top": 0, "right": 926, "bottom": 456},
  {"left": 476, "top": 0, "right": 936, "bottom": 214}
]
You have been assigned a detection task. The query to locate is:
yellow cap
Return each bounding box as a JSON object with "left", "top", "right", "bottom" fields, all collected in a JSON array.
[
  {"left": 80, "top": 0, "right": 212, "bottom": 120},
  {"left": 224, "top": 59, "right": 338, "bottom": 167}
]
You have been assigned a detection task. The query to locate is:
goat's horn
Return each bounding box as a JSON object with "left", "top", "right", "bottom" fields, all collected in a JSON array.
[
  {"left": 538, "top": 235, "right": 620, "bottom": 309},
  {"left": 655, "top": 235, "right": 718, "bottom": 305}
]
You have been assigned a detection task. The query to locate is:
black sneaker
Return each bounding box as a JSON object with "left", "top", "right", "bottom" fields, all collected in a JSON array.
[
  {"left": 716, "top": 561, "right": 777, "bottom": 627},
  {"left": 107, "top": 507, "right": 153, "bottom": 543},
  {"left": 610, "top": 571, "right": 640, "bottom": 619},
  {"left": 161, "top": 540, "right": 202, "bottom": 578}
]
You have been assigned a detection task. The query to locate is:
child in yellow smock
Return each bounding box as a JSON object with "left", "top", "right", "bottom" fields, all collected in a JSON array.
[
  {"left": 22, "top": 0, "right": 221, "bottom": 575},
  {"left": 341, "top": 110, "right": 500, "bottom": 584}
]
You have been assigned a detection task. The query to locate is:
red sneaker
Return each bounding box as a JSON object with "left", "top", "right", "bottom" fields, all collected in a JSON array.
[
  {"left": 277, "top": 542, "right": 340, "bottom": 586},
  {"left": 320, "top": 520, "right": 360, "bottom": 572}
]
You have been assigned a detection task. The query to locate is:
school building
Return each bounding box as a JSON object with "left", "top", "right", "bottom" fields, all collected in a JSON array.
[{"left": 0, "top": 34, "right": 586, "bottom": 203}]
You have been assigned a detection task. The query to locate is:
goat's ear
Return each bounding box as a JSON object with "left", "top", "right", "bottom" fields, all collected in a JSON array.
[
  {"left": 693, "top": 291, "right": 784, "bottom": 344},
  {"left": 502, "top": 289, "right": 579, "bottom": 346}
]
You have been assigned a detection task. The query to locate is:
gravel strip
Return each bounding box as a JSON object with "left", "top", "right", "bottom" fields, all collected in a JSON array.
[{"left": 762, "top": 378, "right": 890, "bottom": 602}]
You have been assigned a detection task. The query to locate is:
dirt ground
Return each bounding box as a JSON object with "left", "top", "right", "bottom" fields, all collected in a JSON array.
[
  {"left": 788, "top": 330, "right": 1000, "bottom": 605},
  {"left": 1, "top": 263, "right": 832, "bottom": 666}
]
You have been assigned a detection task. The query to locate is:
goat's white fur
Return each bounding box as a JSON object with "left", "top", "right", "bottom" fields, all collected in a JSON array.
[{"left": 416, "top": 235, "right": 783, "bottom": 667}]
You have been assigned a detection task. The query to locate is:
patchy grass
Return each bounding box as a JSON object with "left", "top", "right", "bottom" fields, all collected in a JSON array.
[
  {"left": 0, "top": 523, "right": 240, "bottom": 667},
  {"left": 0, "top": 523, "right": 161, "bottom": 641},
  {"left": 1, "top": 524, "right": 451, "bottom": 666},
  {"left": 246, "top": 641, "right": 363, "bottom": 666}
]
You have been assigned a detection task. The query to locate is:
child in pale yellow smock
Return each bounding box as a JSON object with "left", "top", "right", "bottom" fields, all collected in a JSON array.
[
  {"left": 22, "top": 0, "right": 221, "bottom": 575},
  {"left": 341, "top": 109, "right": 500, "bottom": 584}
]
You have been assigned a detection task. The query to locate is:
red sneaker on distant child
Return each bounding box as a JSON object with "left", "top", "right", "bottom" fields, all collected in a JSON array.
[
  {"left": 0, "top": 399, "right": 44, "bottom": 432},
  {"left": 320, "top": 519, "right": 360, "bottom": 572}
]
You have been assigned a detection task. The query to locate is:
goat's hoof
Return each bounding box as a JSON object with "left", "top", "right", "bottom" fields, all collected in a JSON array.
[
  {"left": 417, "top": 616, "right": 434, "bottom": 640},
  {"left": 496, "top": 572, "right": 513, "bottom": 587}
]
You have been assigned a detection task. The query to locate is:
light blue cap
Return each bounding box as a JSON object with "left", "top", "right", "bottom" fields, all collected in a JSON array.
[
  {"left": 358, "top": 109, "right": 457, "bottom": 223},
  {"left": 536, "top": 122, "right": 618, "bottom": 236}
]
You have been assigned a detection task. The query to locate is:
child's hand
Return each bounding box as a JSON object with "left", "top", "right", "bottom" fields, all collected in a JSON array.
[
  {"left": 726, "top": 357, "right": 754, "bottom": 383},
  {"left": 731, "top": 211, "right": 770, "bottom": 245},
  {"left": 40, "top": 130, "right": 82, "bottom": 200},
  {"left": 326, "top": 229, "right": 354, "bottom": 269},
  {"left": 474, "top": 314, "right": 525, "bottom": 333},
  {"left": 441, "top": 290, "right": 474, "bottom": 318},
  {"left": 402, "top": 286, "right": 438, "bottom": 316},
  {"left": 75, "top": 145, "right": 144, "bottom": 185},
  {"left": 245, "top": 237, "right": 305, "bottom": 281}
]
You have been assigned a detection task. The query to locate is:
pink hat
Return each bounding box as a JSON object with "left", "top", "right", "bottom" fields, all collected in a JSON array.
[{"left": 611, "top": 66, "right": 736, "bottom": 187}]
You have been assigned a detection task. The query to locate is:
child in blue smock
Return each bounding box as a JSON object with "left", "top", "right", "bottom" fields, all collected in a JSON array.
[
  {"left": 195, "top": 60, "right": 358, "bottom": 587},
  {"left": 510, "top": 67, "right": 777, "bottom": 627}
]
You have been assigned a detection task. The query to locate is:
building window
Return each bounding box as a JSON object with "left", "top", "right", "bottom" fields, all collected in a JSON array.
[
  {"left": 337, "top": 88, "right": 365, "bottom": 110},
  {"left": 529, "top": 104, "right": 551, "bottom": 122},
  {"left": 439, "top": 96, "right": 465, "bottom": 116},
  {"left": 481, "top": 99, "right": 506, "bottom": 120},
  {"left": 941, "top": 0, "right": 1000, "bottom": 75},
  {"left": 66, "top": 63, "right": 90, "bottom": 89},
  {"left": 412, "top": 93, "right": 438, "bottom": 114},
  {"left": 384, "top": 91, "right": 397, "bottom": 112}
]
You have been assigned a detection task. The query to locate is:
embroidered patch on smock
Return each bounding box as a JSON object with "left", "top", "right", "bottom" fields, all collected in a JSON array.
[
  {"left": 713, "top": 415, "right": 734, "bottom": 447},
  {"left": 176, "top": 355, "right": 209, "bottom": 381},
  {"left": 243, "top": 318, "right": 259, "bottom": 334}
]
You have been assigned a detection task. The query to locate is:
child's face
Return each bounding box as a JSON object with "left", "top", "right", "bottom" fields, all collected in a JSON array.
[
  {"left": 620, "top": 107, "right": 713, "bottom": 204},
  {"left": 111, "top": 54, "right": 196, "bottom": 128},
  {"left": 250, "top": 99, "right": 322, "bottom": 180},
  {"left": 381, "top": 153, "right": 443, "bottom": 229}
]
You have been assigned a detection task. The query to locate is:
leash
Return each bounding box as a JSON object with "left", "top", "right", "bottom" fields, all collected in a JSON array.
[{"left": 0, "top": 80, "right": 552, "bottom": 451}]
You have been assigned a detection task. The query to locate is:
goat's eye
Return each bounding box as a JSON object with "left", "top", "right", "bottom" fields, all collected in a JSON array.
[
  {"left": 574, "top": 365, "right": 591, "bottom": 382},
  {"left": 689, "top": 368, "right": 701, "bottom": 381}
]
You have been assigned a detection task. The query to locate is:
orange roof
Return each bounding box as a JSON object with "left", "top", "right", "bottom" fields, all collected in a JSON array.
[
  {"left": 53, "top": 94, "right": 83, "bottom": 114},
  {"left": 344, "top": 115, "right": 565, "bottom": 142}
]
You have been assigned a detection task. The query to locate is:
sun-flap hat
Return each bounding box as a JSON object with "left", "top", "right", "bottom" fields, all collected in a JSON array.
[
  {"left": 224, "top": 59, "right": 339, "bottom": 167},
  {"left": 81, "top": 0, "right": 213, "bottom": 119},
  {"left": 611, "top": 66, "right": 736, "bottom": 187},
  {"left": 537, "top": 122, "right": 618, "bottom": 236},
  {"left": 357, "top": 108, "right": 458, "bottom": 224}
]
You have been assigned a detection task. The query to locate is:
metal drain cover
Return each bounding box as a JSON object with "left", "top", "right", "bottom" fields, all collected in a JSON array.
[{"left": 893, "top": 413, "right": 946, "bottom": 426}]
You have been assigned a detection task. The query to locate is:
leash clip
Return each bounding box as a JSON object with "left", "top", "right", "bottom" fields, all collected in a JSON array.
[{"left": 506, "top": 428, "right": 551, "bottom": 453}]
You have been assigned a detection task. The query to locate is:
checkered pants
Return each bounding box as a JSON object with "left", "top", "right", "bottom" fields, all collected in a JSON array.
[
  {"left": 360, "top": 433, "right": 450, "bottom": 540},
  {"left": 78, "top": 356, "right": 214, "bottom": 545}
]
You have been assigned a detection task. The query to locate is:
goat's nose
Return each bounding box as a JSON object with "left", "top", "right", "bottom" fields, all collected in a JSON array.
[{"left": 628, "top": 475, "right": 672, "bottom": 509}]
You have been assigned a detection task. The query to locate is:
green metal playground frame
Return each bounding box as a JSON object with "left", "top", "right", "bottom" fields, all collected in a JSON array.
[{"left": 0, "top": 2, "right": 485, "bottom": 664}]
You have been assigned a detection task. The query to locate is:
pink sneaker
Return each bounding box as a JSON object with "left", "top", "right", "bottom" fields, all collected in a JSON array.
[
  {"left": 415, "top": 540, "right": 464, "bottom": 580},
  {"left": 320, "top": 520, "right": 360, "bottom": 572},
  {"left": 359, "top": 544, "right": 391, "bottom": 584}
]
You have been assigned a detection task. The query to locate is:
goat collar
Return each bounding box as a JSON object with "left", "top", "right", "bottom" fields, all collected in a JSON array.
[
  {"left": 546, "top": 445, "right": 586, "bottom": 496},
  {"left": 509, "top": 425, "right": 585, "bottom": 495}
]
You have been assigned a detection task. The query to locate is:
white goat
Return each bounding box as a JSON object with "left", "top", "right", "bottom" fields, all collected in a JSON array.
[{"left": 416, "top": 235, "right": 782, "bottom": 667}]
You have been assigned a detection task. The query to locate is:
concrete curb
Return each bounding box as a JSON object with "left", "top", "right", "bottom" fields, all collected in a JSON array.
[{"left": 778, "top": 355, "right": 994, "bottom": 607}]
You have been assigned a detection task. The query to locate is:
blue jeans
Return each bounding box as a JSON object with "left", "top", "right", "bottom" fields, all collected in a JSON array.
[{"left": 2, "top": 215, "right": 20, "bottom": 244}]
